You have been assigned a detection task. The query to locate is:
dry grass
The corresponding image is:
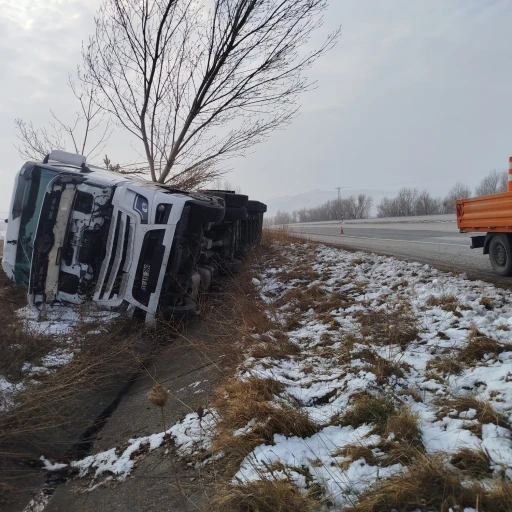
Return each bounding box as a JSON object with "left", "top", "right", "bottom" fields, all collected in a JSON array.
[
  {"left": 427, "top": 335, "right": 511, "bottom": 376},
  {"left": 339, "top": 445, "right": 377, "bottom": 469},
  {"left": 426, "top": 294, "right": 459, "bottom": 312},
  {"left": 426, "top": 355, "right": 464, "bottom": 376},
  {"left": 356, "top": 305, "right": 418, "bottom": 348},
  {"left": 435, "top": 396, "right": 509, "bottom": 432},
  {"left": 275, "top": 286, "right": 352, "bottom": 331},
  {"left": 349, "top": 453, "right": 512, "bottom": 512},
  {"left": 390, "top": 279, "right": 409, "bottom": 291},
  {"left": 0, "top": 317, "right": 147, "bottom": 501},
  {"left": 334, "top": 393, "right": 396, "bottom": 434},
  {"left": 275, "top": 284, "right": 323, "bottom": 311},
  {"left": 249, "top": 332, "right": 301, "bottom": 360},
  {"left": 354, "top": 348, "right": 411, "bottom": 385},
  {"left": 450, "top": 447, "right": 492, "bottom": 477},
  {"left": 458, "top": 335, "right": 510, "bottom": 364},
  {"left": 479, "top": 296, "right": 494, "bottom": 310},
  {"left": 0, "top": 239, "right": 155, "bottom": 502},
  {"left": 261, "top": 227, "right": 305, "bottom": 247},
  {"left": 276, "top": 266, "right": 320, "bottom": 284},
  {"left": 212, "top": 479, "right": 316, "bottom": 512},
  {"left": 0, "top": 262, "right": 58, "bottom": 381},
  {"left": 336, "top": 406, "right": 422, "bottom": 470},
  {"left": 379, "top": 407, "right": 423, "bottom": 466},
  {"left": 212, "top": 377, "right": 318, "bottom": 470}
]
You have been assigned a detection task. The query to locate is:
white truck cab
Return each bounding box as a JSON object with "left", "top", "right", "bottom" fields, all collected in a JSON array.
[{"left": 3, "top": 151, "right": 266, "bottom": 323}]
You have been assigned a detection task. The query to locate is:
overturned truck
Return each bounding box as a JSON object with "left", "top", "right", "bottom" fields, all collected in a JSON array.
[{"left": 2, "top": 151, "right": 266, "bottom": 323}]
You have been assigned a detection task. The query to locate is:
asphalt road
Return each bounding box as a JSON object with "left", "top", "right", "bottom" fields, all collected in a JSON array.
[{"left": 287, "top": 219, "right": 512, "bottom": 288}]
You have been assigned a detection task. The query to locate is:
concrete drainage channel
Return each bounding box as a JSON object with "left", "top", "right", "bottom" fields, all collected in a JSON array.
[
  {"left": 20, "top": 363, "right": 144, "bottom": 512},
  {"left": 20, "top": 300, "right": 230, "bottom": 512}
]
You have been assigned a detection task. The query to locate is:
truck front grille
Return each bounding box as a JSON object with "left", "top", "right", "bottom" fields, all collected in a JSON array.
[{"left": 97, "top": 211, "right": 132, "bottom": 300}]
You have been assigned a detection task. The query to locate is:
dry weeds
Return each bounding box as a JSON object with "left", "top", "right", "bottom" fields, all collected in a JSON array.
[
  {"left": 450, "top": 447, "right": 492, "bottom": 478},
  {"left": 212, "top": 478, "right": 316, "bottom": 512},
  {"left": 349, "top": 452, "right": 512, "bottom": 512},
  {"left": 435, "top": 395, "right": 509, "bottom": 431},
  {"left": 458, "top": 335, "right": 510, "bottom": 364},
  {"left": 334, "top": 393, "right": 396, "bottom": 434},
  {"left": 356, "top": 305, "right": 419, "bottom": 348},
  {"left": 212, "top": 376, "right": 317, "bottom": 470},
  {"left": 354, "top": 348, "right": 411, "bottom": 385}
]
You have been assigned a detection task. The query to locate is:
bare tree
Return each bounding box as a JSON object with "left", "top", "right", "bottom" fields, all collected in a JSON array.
[
  {"left": 274, "top": 209, "right": 293, "bottom": 225},
  {"left": 209, "top": 179, "right": 242, "bottom": 193},
  {"left": 475, "top": 169, "right": 507, "bottom": 196},
  {"left": 442, "top": 182, "right": 471, "bottom": 213},
  {"left": 414, "top": 191, "right": 442, "bottom": 216},
  {"left": 378, "top": 188, "right": 419, "bottom": 218},
  {"left": 350, "top": 194, "right": 373, "bottom": 219},
  {"left": 15, "top": 79, "right": 112, "bottom": 162},
  {"left": 82, "top": 0, "right": 340, "bottom": 187}
]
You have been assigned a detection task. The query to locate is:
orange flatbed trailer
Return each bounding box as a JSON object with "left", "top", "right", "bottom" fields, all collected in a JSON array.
[
  {"left": 457, "top": 192, "right": 512, "bottom": 234},
  {"left": 457, "top": 158, "right": 512, "bottom": 275}
]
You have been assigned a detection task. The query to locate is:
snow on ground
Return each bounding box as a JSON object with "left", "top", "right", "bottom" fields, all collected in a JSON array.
[
  {"left": 35, "top": 241, "right": 512, "bottom": 507},
  {"left": 229, "top": 242, "right": 512, "bottom": 508},
  {"left": 0, "top": 376, "right": 24, "bottom": 412},
  {"left": 42, "top": 409, "right": 218, "bottom": 485},
  {"left": 17, "top": 305, "right": 118, "bottom": 336},
  {"left": 0, "top": 305, "right": 119, "bottom": 412}
]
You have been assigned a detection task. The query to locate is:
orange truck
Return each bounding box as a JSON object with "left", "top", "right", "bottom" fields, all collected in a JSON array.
[{"left": 456, "top": 157, "right": 512, "bottom": 276}]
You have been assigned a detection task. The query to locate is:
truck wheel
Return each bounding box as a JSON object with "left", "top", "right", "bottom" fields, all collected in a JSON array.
[
  {"left": 224, "top": 206, "right": 248, "bottom": 221},
  {"left": 220, "top": 258, "right": 242, "bottom": 275},
  {"left": 190, "top": 201, "right": 225, "bottom": 224},
  {"left": 489, "top": 235, "right": 512, "bottom": 276},
  {"left": 203, "top": 190, "right": 248, "bottom": 208},
  {"left": 161, "top": 297, "right": 198, "bottom": 320}
]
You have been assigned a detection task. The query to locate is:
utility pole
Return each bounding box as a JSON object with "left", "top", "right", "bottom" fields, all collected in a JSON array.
[{"left": 335, "top": 187, "right": 343, "bottom": 222}]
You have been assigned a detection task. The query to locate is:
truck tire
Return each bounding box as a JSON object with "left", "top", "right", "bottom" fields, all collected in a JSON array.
[
  {"left": 247, "top": 200, "right": 267, "bottom": 213},
  {"left": 162, "top": 297, "right": 198, "bottom": 320},
  {"left": 224, "top": 206, "right": 248, "bottom": 221},
  {"left": 489, "top": 234, "right": 512, "bottom": 276},
  {"left": 220, "top": 258, "right": 243, "bottom": 276},
  {"left": 203, "top": 190, "right": 248, "bottom": 208},
  {"left": 190, "top": 201, "right": 225, "bottom": 224}
]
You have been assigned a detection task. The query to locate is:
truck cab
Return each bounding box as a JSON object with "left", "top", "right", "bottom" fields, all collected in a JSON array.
[{"left": 2, "top": 151, "right": 265, "bottom": 323}]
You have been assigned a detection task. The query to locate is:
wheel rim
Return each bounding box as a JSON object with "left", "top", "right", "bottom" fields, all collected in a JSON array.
[{"left": 494, "top": 242, "right": 507, "bottom": 267}]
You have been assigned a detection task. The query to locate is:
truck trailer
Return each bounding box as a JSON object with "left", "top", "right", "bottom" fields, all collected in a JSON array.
[
  {"left": 457, "top": 157, "right": 512, "bottom": 276},
  {"left": 2, "top": 150, "right": 266, "bottom": 323}
]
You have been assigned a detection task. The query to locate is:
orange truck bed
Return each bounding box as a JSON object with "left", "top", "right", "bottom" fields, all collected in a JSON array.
[{"left": 456, "top": 192, "right": 512, "bottom": 233}]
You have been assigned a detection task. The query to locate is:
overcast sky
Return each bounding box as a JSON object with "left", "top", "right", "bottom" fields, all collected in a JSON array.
[{"left": 1, "top": 0, "right": 512, "bottom": 216}]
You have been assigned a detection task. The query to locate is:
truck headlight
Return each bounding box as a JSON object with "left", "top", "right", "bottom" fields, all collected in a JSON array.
[
  {"left": 155, "top": 203, "right": 172, "bottom": 224},
  {"left": 133, "top": 194, "right": 149, "bottom": 224}
]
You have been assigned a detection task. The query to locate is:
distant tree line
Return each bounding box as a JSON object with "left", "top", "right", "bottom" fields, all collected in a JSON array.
[
  {"left": 267, "top": 169, "right": 508, "bottom": 224},
  {"left": 271, "top": 194, "right": 373, "bottom": 225}
]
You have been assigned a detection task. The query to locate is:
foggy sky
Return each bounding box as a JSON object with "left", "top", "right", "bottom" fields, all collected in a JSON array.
[{"left": 1, "top": 0, "right": 511, "bottom": 216}]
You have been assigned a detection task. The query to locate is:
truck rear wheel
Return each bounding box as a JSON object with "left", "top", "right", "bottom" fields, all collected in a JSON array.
[
  {"left": 247, "top": 200, "right": 267, "bottom": 213},
  {"left": 224, "top": 206, "right": 248, "bottom": 221},
  {"left": 489, "top": 234, "right": 512, "bottom": 276}
]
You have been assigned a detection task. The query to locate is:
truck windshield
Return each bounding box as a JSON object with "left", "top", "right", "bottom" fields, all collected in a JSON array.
[{"left": 14, "top": 167, "right": 57, "bottom": 285}]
